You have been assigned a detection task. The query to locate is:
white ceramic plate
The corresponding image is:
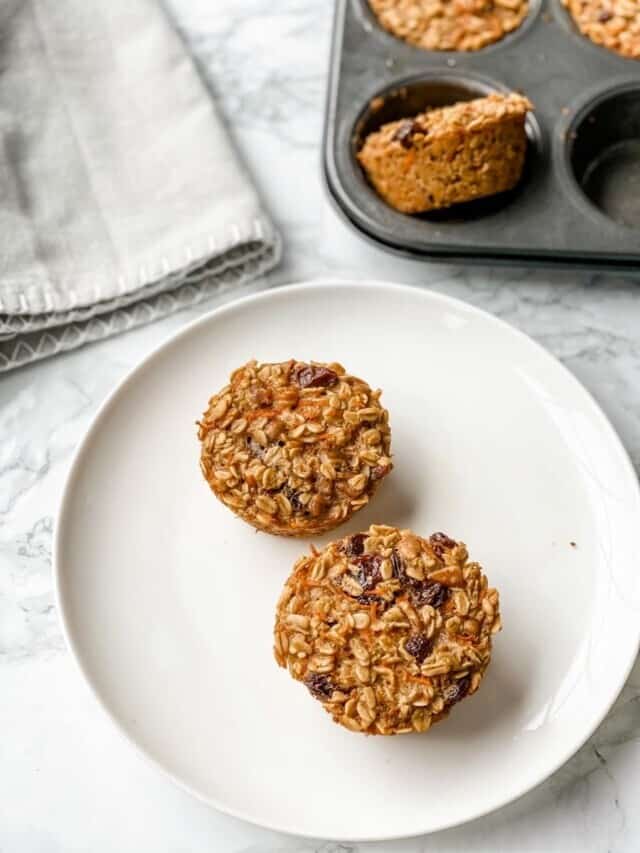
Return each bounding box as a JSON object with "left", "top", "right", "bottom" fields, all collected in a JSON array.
[{"left": 55, "top": 280, "right": 640, "bottom": 841}]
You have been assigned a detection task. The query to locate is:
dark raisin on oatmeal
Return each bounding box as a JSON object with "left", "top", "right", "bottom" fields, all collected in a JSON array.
[
  {"left": 405, "top": 633, "right": 434, "bottom": 663},
  {"left": 351, "top": 553, "right": 383, "bottom": 591},
  {"left": 443, "top": 675, "right": 471, "bottom": 707},
  {"left": 343, "top": 533, "right": 366, "bottom": 557},
  {"left": 292, "top": 364, "right": 339, "bottom": 389},
  {"left": 429, "top": 531, "right": 457, "bottom": 557},
  {"left": 304, "top": 673, "right": 334, "bottom": 701}
]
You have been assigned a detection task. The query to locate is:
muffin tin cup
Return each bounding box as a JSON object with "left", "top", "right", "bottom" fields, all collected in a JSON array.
[
  {"left": 560, "top": 80, "right": 640, "bottom": 232},
  {"left": 323, "top": 0, "right": 640, "bottom": 271}
]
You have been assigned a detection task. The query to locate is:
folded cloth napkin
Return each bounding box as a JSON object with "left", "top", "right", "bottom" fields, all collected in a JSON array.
[{"left": 0, "top": 0, "right": 281, "bottom": 371}]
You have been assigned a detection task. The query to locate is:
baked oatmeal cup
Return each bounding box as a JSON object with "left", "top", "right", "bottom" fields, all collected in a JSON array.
[
  {"left": 274, "top": 525, "right": 501, "bottom": 734},
  {"left": 198, "top": 360, "right": 392, "bottom": 536},
  {"left": 563, "top": 0, "right": 640, "bottom": 59},
  {"left": 368, "top": 0, "right": 529, "bottom": 53}
]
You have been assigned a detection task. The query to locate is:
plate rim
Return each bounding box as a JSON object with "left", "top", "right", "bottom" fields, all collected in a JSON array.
[{"left": 53, "top": 278, "right": 640, "bottom": 841}]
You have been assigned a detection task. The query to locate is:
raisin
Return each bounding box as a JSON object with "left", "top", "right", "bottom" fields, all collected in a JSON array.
[
  {"left": 429, "top": 531, "right": 457, "bottom": 557},
  {"left": 356, "top": 593, "right": 384, "bottom": 607},
  {"left": 283, "top": 485, "right": 305, "bottom": 514},
  {"left": 391, "top": 549, "right": 405, "bottom": 581},
  {"left": 391, "top": 549, "right": 450, "bottom": 608},
  {"left": 405, "top": 633, "right": 433, "bottom": 663},
  {"left": 292, "top": 364, "right": 339, "bottom": 389},
  {"left": 343, "top": 533, "right": 366, "bottom": 557},
  {"left": 443, "top": 675, "right": 471, "bottom": 707},
  {"left": 412, "top": 581, "right": 450, "bottom": 609},
  {"left": 392, "top": 119, "right": 416, "bottom": 149},
  {"left": 392, "top": 549, "right": 419, "bottom": 589},
  {"left": 598, "top": 8, "right": 613, "bottom": 21},
  {"left": 304, "top": 673, "right": 334, "bottom": 701},
  {"left": 351, "top": 553, "right": 382, "bottom": 591}
]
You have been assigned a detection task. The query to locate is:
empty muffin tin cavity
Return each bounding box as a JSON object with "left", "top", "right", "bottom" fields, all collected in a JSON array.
[
  {"left": 353, "top": 75, "right": 541, "bottom": 222},
  {"left": 568, "top": 85, "right": 640, "bottom": 229}
]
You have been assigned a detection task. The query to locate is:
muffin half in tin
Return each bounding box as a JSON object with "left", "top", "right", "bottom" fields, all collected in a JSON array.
[{"left": 357, "top": 92, "right": 533, "bottom": 213}]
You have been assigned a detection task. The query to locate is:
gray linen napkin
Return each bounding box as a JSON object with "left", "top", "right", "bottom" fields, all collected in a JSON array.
[{"left": 0, "top": 0, "right": 281, "bottom": 371}]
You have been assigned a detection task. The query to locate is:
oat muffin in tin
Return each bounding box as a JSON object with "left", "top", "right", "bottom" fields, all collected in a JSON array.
[
  {"left": 357, "top": 93, "right": 532, "bottom": 214},
  {"left": 368, "top": 0, "right": 529, "bottom": 53},
  {"left": 274, "top": 525, "right": 501, "bottom": 735},
  {"left": 563, "top": 0, "right": 640, "bottom": 59},
  {"left": 198, "top": 360, "right": 392, "bottom": 536}
]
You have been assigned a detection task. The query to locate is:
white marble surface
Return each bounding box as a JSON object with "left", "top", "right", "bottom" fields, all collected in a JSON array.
[{"left": 2, "top": 1, "right": 640, "bottom": 850}]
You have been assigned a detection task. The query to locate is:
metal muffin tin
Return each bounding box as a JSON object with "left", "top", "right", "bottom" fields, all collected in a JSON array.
[{"left": 323, "top": 0, "right": 640, "bottom": 270}]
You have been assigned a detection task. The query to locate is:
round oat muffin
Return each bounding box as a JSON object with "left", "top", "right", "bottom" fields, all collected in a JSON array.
[
  {"left": 563, "top": 0, "right": 640, "bottom": 59},
  {"left": 368, "top": 0, "right": 529, "bottom": 52},
  {"left": 274, "top": 525, "right": 501, "bottom": 735},
  {"left": 197, "top": 360, "right": 392, "bottom": 536}
]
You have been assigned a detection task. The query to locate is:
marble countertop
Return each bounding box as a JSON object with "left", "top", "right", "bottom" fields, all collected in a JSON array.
[{"left": 2, "top": 1, "right": 640, "bottom": 850}]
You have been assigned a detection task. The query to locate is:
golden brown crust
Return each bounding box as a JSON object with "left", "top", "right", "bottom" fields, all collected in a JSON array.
[
  {"left": 368, "top": 0, "right": 529, "bottom": 52},
  {"left": 198, "top": 360, "right": 392, "bottom": 536},
  {"left": 357, "top": 93, "right": 532, "bottom": 214},
  {"left": 563, "top": 0, "right": 640, "bottom": 59},
  {"left": 274, "top": 525, "right": 501, "bottom": 735}
]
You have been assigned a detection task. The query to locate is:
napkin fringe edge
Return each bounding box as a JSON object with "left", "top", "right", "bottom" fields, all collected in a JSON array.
[
  {"left": 0, "top": 214, "right": 278, "bottom": 317},
  {"left": 0, "top": 226, "right": 281, "bottom": 372}
]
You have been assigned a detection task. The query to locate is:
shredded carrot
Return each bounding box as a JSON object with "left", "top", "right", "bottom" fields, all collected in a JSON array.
[
  {"left": 337, "top": 587, "right": 357, "bottom": 603},
  {"left": 299, "top": 396, "right": 331, "bottom": 407},
  {"left": 245, "top": 407, "right": 282, "bottom": 421},
  {"left": 403, "top": 150, "right": 416, "bottom": 170},
  {"left": 456, "top": 632, "right": 478, "bottom": 645},
  {"left": 296, "top": 407, "right": 321, "bottom": 421},
  {"left": 406, "top": 674, "right": 433, "bottom": 687},
  {"left": 360, "top": 628, "right": 374, "bottom": 645}
]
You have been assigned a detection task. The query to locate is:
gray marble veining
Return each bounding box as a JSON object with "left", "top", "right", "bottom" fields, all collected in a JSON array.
[{"left": 1, "top": 1, "right": 639, "bottom": 850}]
